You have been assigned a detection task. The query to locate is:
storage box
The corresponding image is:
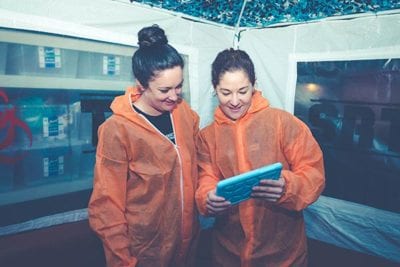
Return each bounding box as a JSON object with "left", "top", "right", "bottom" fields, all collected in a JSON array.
[
  {"left": 77, "top": 51, "right": 133, "bottom": 81},
  {"left": 68, "top": 101, "right": 92, "bottom": 144},
  {"left": 0, "top": 161, "right": 14, "bottom": 192},
  {"left": 6, "top": 43, "right": 78, "bottom": 78},
  {"left": 15, "top": 100, "right": 70, "bottom": 147},
  {"left": 71, "top": 144, "right": 95, "bottom": 180},
  {"left": 21, "top": 147, "right": 74, "bottom": 186},
  {"left": 0, "top": 148, "right": 35, "bottom": 192},
  {"left": 0, "top": 103, "right": 31, "bottom": 151},
  {"left": 0, "top": 42, "right": 7, "bottom": 75}
]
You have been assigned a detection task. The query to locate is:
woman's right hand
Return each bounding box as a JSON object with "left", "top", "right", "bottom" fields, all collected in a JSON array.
[{"left": 206, "top": 189, "right": 231, "bottom": 216}]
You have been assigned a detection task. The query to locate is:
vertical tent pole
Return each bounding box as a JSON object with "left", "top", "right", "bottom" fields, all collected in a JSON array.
[{"left": 233, "top": 0, "right": 248, "bottom": 49}]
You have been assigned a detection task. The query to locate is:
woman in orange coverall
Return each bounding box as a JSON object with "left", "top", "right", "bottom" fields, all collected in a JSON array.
[
  {"left": 195, "top": 48, "right": 325, "bottom": 267},
  {"left": 88, "top": 25, "right": 199, "bottom": 267}
]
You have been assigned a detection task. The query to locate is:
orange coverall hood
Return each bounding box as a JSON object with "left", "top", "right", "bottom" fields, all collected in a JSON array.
[{"left": 89, "top": 86, "right": 200, "bottom": 267}]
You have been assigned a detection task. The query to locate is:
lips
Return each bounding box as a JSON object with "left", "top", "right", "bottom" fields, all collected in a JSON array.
[
  {"left": 229, "top": 106, "right": 242, "bottom": 113},
  {"left": 164, "top": 101, "right": 177, "bottom": 109}
]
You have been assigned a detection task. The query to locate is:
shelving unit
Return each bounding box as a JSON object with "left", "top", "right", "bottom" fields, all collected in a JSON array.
[
  {"left": 0, "top": 27, "right": 192, "bottom": 225},
  {"left": 0, "top": 28, "right": 133, "bottom": 208}
]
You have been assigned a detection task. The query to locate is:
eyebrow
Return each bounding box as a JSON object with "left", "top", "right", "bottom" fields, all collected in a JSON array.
[
  {"left": 158, "top": 80, "right": 184, "bottom": 90},
  {"left": 219, "top": 85, "right": 250, "bottom": 91}
]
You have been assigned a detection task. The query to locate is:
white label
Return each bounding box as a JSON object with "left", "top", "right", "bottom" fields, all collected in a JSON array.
[
  {"left": 102, "top": 55, "right": 120, "bottom": 75},
  {"left": 43, "top": 117, "right": 49, "bottom": 137},
  {"left": 43, "top": 157, "right": 49, "bottom": 177},
  {"left": 38, "top": 46, "right": 61, "bottom": 69}
]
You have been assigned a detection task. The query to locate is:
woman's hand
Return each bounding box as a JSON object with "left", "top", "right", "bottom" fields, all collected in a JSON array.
[
  {"left": 251, "top": 177, "right": 286, "bottom": 202},
  {"left": 206, "top": 189, "right": 231, "bottom": 216}
]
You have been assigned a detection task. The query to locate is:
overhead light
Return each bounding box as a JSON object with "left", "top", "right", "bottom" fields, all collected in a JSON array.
[{"left": 305, "top": 83, "right": 320, "bottom": 92}]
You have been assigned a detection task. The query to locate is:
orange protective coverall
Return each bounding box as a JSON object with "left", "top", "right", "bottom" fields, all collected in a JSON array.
[
  {"left": 88, "top": 86, "right": 200, "bottom": 267},
  {"left": 195, "top": 91, "right": 325, "bottom": 267}
]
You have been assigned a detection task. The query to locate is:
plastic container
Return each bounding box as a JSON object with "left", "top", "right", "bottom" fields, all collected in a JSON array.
[
  {"left": 68, "top": 101, "right": 93, "bottom": 144},
  {"left": 0, "top": 148, "right": 37, "bottom": 192},
  {"left": 77, "top": 51, "right": 133, "bottom": 81},
  {"left": 0, "top": 103, "right": 13, "bottom": 142},
  {"left": 6, "top": 43, "right": 78, "bottom": 78},
  {"left": 78, "top": 111, "right": 93, "bottom": 144},
  {"left": 0, "top": 42, "right": 7, "bottom": 75},
  {"left": 0, "top": 161, "right": 14, "bottom": 192},
  {"left": 0, "top": 102, "right": 33, "bottom": 151},
  {"left": 16, "top": 100, "right": 69, "bottom": 147},
  {"left": 21, "top": 147, "right": 74, "bottom": 186},
  {"left": 68, "top": 101, "right": 81, "bottom": 142},
  {"left": 72, "top": 144, "right": 95, "bottom": 180}
]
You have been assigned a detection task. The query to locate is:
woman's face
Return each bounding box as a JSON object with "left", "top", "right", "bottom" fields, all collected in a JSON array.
[
  {"left": 216, "top": 69, "right": 254, "bottom": 121},
  {"left": 139, "top": 66, "right": 183, "bottom": 115}
]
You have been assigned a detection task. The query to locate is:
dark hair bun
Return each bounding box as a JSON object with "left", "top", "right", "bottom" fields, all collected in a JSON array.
[{"left": 138, "top": 24, "right": 168, "bottom": 48}]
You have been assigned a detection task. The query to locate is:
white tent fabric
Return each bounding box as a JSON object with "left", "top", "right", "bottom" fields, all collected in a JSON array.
[
  {"left": 0, "top": 0, "right": 399, "bottom": 263},
  {"left": 239, "top": 13, "right": 400, "bottom": 112},
  {"left": 305, "top": 196, "right": 400, "bottom": 262},
  {"left": 239, "top": 15, "right": 400, "bottom": 262}
]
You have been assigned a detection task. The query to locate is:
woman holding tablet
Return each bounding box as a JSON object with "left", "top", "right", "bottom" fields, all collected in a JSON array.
[{"left": 195, "top": 48, "right": 325, "bottom": 267}]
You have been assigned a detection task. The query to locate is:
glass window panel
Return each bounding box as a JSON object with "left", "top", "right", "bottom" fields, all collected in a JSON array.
[{"left": 294, "top": 59, "right": 400, "bottom": 213}]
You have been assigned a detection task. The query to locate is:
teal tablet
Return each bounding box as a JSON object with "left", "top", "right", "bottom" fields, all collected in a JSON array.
[{"left": 216, "top": 162, "right": 283, "bottom": 205}]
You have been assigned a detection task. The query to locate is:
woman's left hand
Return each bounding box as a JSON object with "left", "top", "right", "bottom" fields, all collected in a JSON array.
[{"left": 251, "top": 177, "right": 286, "bottom": 202}]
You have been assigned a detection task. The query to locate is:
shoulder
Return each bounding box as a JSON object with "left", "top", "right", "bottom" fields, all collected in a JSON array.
[
  {"left": 175, "top": 99, "right": 200, "bottom": 121},
  {"left": 264, "top": 107, "right": 304, "bottom": 125},
  {"left": 199, "top": 121, "right": 217, "bottom": 139},
  {"left": 98, "top": 115, "right": 132, "bottom": 136}
]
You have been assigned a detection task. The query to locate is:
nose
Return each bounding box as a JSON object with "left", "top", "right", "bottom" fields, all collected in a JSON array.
[
  {"left": 230, "top": 93, "right": 240, "bottom": 106},
  {"left": 167, "top": 89, "right": 179, "bottom": 101}
]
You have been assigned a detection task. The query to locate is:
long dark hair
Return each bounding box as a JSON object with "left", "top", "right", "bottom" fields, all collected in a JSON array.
[{"left": 132, "top": 25, "right": 184, "bottom": 88}]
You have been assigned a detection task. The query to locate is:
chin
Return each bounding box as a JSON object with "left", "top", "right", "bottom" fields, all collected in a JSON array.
[
  {"left": 164, "top": 105, "right": 177, "bottom": 111},
  {"left": 227, "top": 114, "right": 240, "bottom": 121}
]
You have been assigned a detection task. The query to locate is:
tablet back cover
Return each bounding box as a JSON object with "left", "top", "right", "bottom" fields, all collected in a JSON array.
[{"left": 216, "top": 162, "right": 282, "bottom": 205}]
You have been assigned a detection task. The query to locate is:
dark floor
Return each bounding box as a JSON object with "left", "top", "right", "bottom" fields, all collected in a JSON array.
[{"left": 0, "top": 220, "right": 398, "bottom": 267}]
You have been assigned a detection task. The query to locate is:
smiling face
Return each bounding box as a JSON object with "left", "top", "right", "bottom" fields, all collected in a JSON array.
[
  {"left": 216, "top": 69, "right": 254, "bottom": 121},
  {"left": 136, "top": 66, "right": 183, "bottom": 115}
]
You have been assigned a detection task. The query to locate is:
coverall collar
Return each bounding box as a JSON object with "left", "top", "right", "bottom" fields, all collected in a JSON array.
[
  {"left": 110, "top": 86, "right": 155, "bottom": 129},
  {"left": 214, "top": 90, "right": 269, "bottom": 124}
]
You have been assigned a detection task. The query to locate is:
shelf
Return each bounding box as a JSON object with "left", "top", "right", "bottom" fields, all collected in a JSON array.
[
  {"left": 0, "top": 178, "right": 93, "bottom": 206},
  {"left": 0, "top": 74, "right": 130, "bottom": 91},
  {"left": 1, "top": 138, "right": 92, "bottom": 153}
]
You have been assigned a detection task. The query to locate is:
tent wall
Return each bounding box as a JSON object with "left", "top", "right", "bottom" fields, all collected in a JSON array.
[
  {"left": 239, "top": 13, "right": 400, "bottom": 111},
  {"left": 239, "top": 14, "right": 400, "bottom": 262},
  {"left": 0, "top": 0, "right": 399, "bottom": 263}
]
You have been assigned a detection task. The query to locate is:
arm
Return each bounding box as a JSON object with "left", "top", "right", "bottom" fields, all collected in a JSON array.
[
  {"left": 195, "top": 130, "right": 230, "bottom": 216},
  {"left": 278, "top": 115, "right": 325, "bottom": 211},
  {"left": 88, "top": 122, "right": 137, "bottom": 267}
]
